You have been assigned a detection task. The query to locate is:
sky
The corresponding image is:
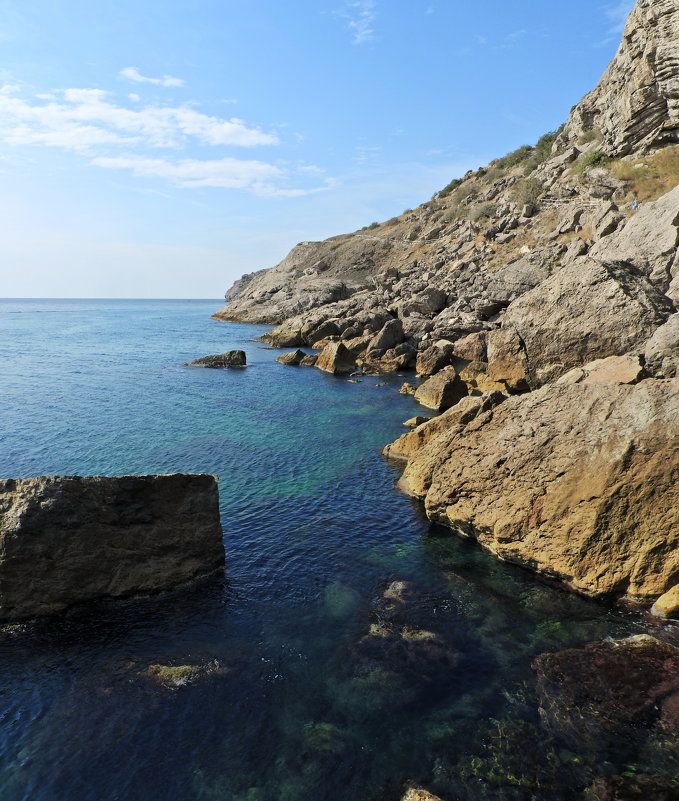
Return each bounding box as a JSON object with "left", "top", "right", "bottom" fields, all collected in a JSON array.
[{"left": 0, "top": 0, "right": 635, "bottom": 298}]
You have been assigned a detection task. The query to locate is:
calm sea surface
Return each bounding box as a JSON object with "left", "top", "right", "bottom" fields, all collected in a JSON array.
[{"left": 0, "top": 299, "right": 673, "bottom": 801}]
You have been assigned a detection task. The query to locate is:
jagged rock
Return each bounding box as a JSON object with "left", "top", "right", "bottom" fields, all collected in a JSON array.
[
  {"left": 589, "top": 184, "right": 679, "bottom": 294},
  {"left": 398, "top": 380, "right": 679, "bottom": 599},
  {"left": 502, "top": 257, "right": 674, "bottom": 387},
  {"left": 0, "top": 474, "right": 224, "bottom": 621},
  {"left": 485, "top": 328, "right": 530, "bottom": 392},
  {"left": 452, "top": 332, "right": 487, "bottom": 363},
  {"left": 186, "top": 350, "right": 246, "bottom": 368},
  {"left": 262, "top": 323, "right": 305, "bottom": 348},
  {"left": 558, "top": 0, "right": 679, "bottom": 156},
  {"left": 486, "top": 246, "right": 563, "bottom": 304},
  {"left": 556, "top": 354, "right": 646, "bottom": 385},
  {"left": 533, "top": 635, "right": 679, "bottom": 751},
  {"left": 645, "top": 314, "right": 679, "bottom": 377},
  {"left": 651, "top": 584, "right": 679, "bottom": 619},
  {"left": 368, "top": 318, "right": 404, "bottom": 352},
  {"left": 403, "top": 416, "right": 430, "bottom": 428},
  {"left": 413, "top": 369, "right": 468, "bottom": 411},
  {"left": 275, "top": 349, "right": 307, "bottom": 366},
  {"left": 384, "top": 393, "right": 504, "bottom": 462},
  {"left": 299, "top": 354, "right": 318, "bottom": 366},
  {"left": 401, "top": 788, "right": 445, "bottom": 801},
  {"left": 399, "top": 382, "right": 416, "bottom": 395},
  {"left": 315, "top": 342, "right": 356, "bottom": 375},
  {"left": 416, "top": 345, "right": 453, "bottom": 376}
]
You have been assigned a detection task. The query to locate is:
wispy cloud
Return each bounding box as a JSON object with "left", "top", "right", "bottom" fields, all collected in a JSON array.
[
  {"left": 0, "top": 86, "right": 278, "bottom": 151},
  {"left": 0, "top": 83, "right": 333, "bottom": 197},
  {"left": 91, "top": 155, "right": 336, "bottom": 196},
  {"left": 119, "top": 67, "right": 185, "bottom": 88},
  {"left": 339, "top": 1, "right": 378, "bottom": 45}
]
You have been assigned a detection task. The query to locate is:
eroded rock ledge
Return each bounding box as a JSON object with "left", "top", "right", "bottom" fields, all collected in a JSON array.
[
  {"left": 0, "top": 474, "right": 225, "bottom": 621},
  {"left": 392, "top": 380, "right": 679, "bottom": 601}
]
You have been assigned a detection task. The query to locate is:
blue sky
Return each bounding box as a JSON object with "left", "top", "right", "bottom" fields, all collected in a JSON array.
[{"left": 0, "top": 0, "right": 634, "bottom": 298}]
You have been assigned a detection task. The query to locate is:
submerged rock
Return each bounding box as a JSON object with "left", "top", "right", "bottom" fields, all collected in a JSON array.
[
  {"left": 533, "top": 635, "right": 679, "bottom": 752},
  {"left": 0, "top": 474, "right": 224, "bottom": 621},
  {"left": 143, "top": 660, "right": 226, "bottom": 689},
  {"left": 186, "top": 350, "right": 246, "bottom": 368},
  {"left": 401, "top": 787, "right": 446, "bottom": 801}
]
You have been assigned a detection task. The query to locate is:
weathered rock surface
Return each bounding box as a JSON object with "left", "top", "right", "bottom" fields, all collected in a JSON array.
[
  {"left": 186, "top": 350, "right": 246, "bottom": 368},
  {"left": 651, "top": 584, "right": 679, "bottom": 619},
  {"left": 556, "top": 354, "right": 646, "bottom": 386},
  {"left": 644, "top": 314, "right": 679, "bottom": 377},
  {"left": 558, "top": 0, "right": 679, "bottom": 156},
  {"left": 315, "top": 341, "right": 356, "bottom": 374},
  {"left": 413, "top": 369, "right": 468, "bottom": 411},
  {"left": 0, "top": 474, "right": 224, "bottom": 621},
  {"left": 401, "top": 788, "right": 445, "bottom": 801},
  {"left": 397, "top": 380, "right": 679, "bottom": 599},
  {"left": 502, "top": 258, "right": 673, "bottom": 387},
  {"left": 275, "top": 349, "right": 307, "bottom": 366},
  {"left": 533, "top": 635, "right": 679, "bottom": 750}
]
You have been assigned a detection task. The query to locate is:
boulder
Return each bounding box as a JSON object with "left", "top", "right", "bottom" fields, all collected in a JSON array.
[
  {"left": 502, "top": 257, "right": 673, "bottom": 387},
  {"left": 315, "top": 342, "right": 356, "bottom": 375},
  {"left": 452, "top": 332, "right": 487, "bottom": 363},
  {"left": 416, "top": 345, "right": 453, "bottom": 376},
  {"left": 399, "top": 379, "right": 679, "bottom": 599},
  {"left": 399, "top": 382, "right": 416, "bottom": 396},
  {"left": 368, "top": 318, "right": 404, "bottom": 352},
  {"left": 413, "top": 369, "right": 468, "bottom": 411},
  {"left": 0, "top": 474, "right": 224, "bottom": 621},
  {"left": 401, "top": 787, "right": 445, "bottom": 801},
  {"left": 533, "top": 635, "right": 679, "bottom": 751},
  {"left": 275, "top": 349, "right": 307, "bottom": 366},
  {"left": 651, "top": 584, "right": 679, "bottom": 619},
  {"left": 485, "top": 328, "right": 530, "bottom": 391},
  {"left": 644, "top": 314, "right": 679, "bottom": 378},
  {"left": 186, "top": 350, "right": 246, "bottom": 368},
  {"left": 403, "top": 416, "right": 430, "bottom": 428},
  {"left": 299, "top": 354, "right": 318, "bottom": 367}
]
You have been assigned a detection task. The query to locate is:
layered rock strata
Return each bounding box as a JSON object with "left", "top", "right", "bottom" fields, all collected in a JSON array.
[{"left": 0, "top": 474, "right": 224, "bottom": 621}]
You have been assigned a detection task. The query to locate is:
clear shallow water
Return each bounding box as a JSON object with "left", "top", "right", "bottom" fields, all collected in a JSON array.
[{"left": 0, "top": 299, "right": 675, "bottom": 801}]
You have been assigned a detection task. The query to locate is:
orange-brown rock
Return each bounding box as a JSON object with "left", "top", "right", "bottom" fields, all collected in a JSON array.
[
  {"left": 401, "top": 788, "right": 445, "bottom": 801},
  {"left": 651, "top": 584, "right": 679, "bottom": 619},
  {"left": 413, "top": 368, "right": 468, "bottom": 411},
  {"left": 398, "top": 379, "right": 679, "bottom": 599},
  {"left": 315, "top": 341, "right": 356, "bottom": 374},
  {"left": 556, "top": 354, "right": 646, "bottom": 386},
  {"left": 485, "top": 328, "right": 530, "bottom": 392}
]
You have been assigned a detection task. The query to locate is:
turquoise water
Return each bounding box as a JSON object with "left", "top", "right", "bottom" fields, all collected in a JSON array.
[{"left": 0, "top": 299, "right": 674, "bottom": 801}]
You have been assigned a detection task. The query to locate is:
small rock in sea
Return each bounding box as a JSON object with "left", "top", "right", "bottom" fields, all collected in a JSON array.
[
  {"left": 276, "top": 349, "right": 307, "bottom": 366},
  {"left": 143, "top": 660, "right": 226, "bottom": 690},
  {"left": 401, "top": 787, "right": 445, "bottom": 801},
  {"left": 651, "top": 583, "right": 679, "bottom": 619},
  {"left": 186, "top": 350, "right": 246, "bottom": 368},
  {"left": 399, "top": 382, "right": 416, "bottom": 395},
  {"left": 347, "top": 379, "right": 362, "bottom": 383}
]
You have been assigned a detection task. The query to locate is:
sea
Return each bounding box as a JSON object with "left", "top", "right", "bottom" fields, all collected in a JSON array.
[{"left": 0, "top": 298, "right": 670, "bottom": 801}]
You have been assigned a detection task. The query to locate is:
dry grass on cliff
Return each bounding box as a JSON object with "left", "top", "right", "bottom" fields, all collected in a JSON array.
[{"left": 610, "top": 145, "right": 679, "bottom": 201}]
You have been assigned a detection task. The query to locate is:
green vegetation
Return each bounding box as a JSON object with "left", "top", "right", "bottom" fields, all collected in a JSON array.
[
  {"left": 575, "top": 149, "right": 610, "bottom": 173},
  {"left": 512, "top": 176, "right": 544, "bottom": 207}
]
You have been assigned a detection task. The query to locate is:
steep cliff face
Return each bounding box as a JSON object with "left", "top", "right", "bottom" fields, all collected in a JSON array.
[{"left": 558, "top": 0, "right": 679, "bottom": 156}]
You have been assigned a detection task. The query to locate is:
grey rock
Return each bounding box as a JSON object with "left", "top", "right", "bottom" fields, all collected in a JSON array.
[
  {"left": 187, "top": 350, "right": 246, "bottom": 368},
  {"left": 0, "top": 474, "right": 224, "bottom": 621},
  {"left": 644, "top": 314, "right": 679, "bottom": 377}
]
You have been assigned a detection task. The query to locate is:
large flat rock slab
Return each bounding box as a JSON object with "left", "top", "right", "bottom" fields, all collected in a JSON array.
[{"left": 0, "top": 474, "right": 224, "bottom": 621}]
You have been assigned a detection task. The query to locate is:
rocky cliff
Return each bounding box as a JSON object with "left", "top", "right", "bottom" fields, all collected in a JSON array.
[
  {"left": 215, "top": 0, "right": 679, "bottom": 605},
  {"left": 0, "top": 474, "right": 224, "bottom": 621}
]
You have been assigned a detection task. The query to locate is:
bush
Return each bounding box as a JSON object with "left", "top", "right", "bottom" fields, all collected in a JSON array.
[
  {"left": 512, "top": 177, "right": 544, "bottom": 207},
  {"left": 494, "top": 144, "right": 535, "bottom": 171},
  {"left": 437, "top": 178, "right": 463, "bottom": 199},
  {"left": 575, "top": 149, "right": 610, "bottom": 173},
  {"left": 469, "top": 202, "right": 496, "bottom": 222}
]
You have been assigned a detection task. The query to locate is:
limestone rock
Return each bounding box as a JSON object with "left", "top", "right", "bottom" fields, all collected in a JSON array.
[
  {"left": 299, "top": 354, "right": 318, "bottom": 366},
  {"left": 315, "top": 342, "right": 356, "bottom": 374},
  {"left": 589, "top": 184, "right": 679, "bottom": 293},
  {"left": 367, "top": 318, "right": 404, "bottom": 352},
  {"left": 399, "top": 382, "right": 416, "bottom": 395},
  {"left": 485, "top": 328, "right": 530, "bottom": 392},
  {"left": 558, "top": 0, "right": 679, "bottom": 156},
  {"left": 186, "top": 350, "right": 246, "bottom": 368},
  {"left": 413, "top": 369, "right": 468, "bottom": 411},
  {"left": 502, "top": 257, "right": 673, "bottom": 387},
  {"left": 651, "top": 584, "right": 679, "bottom": 619},
  {"left": 403, "top": 416, "right": 430, "bottom": 428},
  {"left": 533, "top": 635, "right": 679, "bottom": 751},
  {"left": 399, "top": 380, "right": 679, "bottom": 599},
  {"left": 275, "top": 349, "right": 307, "bottom": 366},
  {"left": 452, "top": 332, "right": 487, "bottom": 363},
  {"left": 0, "top": 474, "right": 224, "bottom": 621},
  {"left": 401, "top": 788, "right": 445, "bottom": 801},
  {"left": 644, "top": 314, "right": 679, "bottom": 378},
  {"left": 416, "top": 345, "right": 452, "bottom": 376},
  {"left": 556, "top": 354, "right": 646, "bottom": 385}
]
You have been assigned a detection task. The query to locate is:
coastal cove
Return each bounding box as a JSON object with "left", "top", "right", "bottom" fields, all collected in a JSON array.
[{"left": 1, "top": 298, "right": 677, "bottom": 800}]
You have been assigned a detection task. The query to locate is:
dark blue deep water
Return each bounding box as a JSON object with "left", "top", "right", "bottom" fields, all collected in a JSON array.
[{"left": 0, "top": 299, "right": 675, "bottom": 801}]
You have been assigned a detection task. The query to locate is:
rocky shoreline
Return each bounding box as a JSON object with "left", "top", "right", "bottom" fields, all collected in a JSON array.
[{"left": 215, "top": 0, "right": 679, "bottom": 620}]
